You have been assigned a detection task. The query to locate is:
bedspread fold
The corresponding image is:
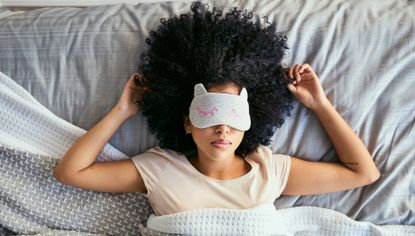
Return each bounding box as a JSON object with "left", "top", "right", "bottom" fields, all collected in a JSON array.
[
  {"left": 143, "top": 203, "right": 415, "bottom": 236},
  {"left": 0, "top": 71, "right": 153, "bottom": 235}
]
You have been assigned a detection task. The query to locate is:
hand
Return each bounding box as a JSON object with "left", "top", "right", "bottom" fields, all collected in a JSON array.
[
  {"left": 115, "top": 73, "right": 150, "bottom": 118},
  {"left": 287, "top": 64, "right": 329, "bottom": 111}
]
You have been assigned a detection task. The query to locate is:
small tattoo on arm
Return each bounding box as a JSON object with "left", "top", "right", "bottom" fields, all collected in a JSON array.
[{"left": 342, "top": 162, "right": 359, "bottom": 166}]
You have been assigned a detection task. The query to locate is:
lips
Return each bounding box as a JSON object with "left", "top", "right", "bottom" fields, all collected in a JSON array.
[{"left": 211, "top": 139, "right": 231, "bottom": 148}]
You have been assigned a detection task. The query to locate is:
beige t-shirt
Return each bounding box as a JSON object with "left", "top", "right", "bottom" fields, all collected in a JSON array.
[{"left": 132, "top": 145, "right": 291, "bottom": 216}]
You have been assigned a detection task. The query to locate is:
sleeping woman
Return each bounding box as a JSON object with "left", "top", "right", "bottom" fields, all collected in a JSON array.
[{"left": 53, "top": 2, "right": 380, "bottom": 217}]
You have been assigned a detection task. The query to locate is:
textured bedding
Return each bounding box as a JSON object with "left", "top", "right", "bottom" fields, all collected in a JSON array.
[
  {"left": 0, "top": 71, "right": 152, "bottom": 234},
  {"left": 144, "top": 203, "right": 415, "bottom": 235},
  {"left": 0, "top": 0, "right": 414, "bottom": 234}
]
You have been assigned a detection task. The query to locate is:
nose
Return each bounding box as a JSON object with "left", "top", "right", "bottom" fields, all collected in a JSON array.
[{"left": 215, "top": 124, "right": 231, "bottom": 134}]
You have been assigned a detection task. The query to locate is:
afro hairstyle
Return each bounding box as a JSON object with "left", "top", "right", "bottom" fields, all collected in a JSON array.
[{"left": 138, "top": 1, "right": 294, "bottom": 157}]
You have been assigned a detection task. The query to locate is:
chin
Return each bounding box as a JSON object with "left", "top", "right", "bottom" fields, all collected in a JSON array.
[{"left": 205, "top": 146, "right": 235, "bottom": 158}]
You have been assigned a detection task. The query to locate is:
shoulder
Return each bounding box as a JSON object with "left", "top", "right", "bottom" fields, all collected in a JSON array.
[
  {"left": 246, "top": 145, "right": 291, "bottom": 172},
  {"left": 132, "top": 146, "right": 182, "bottom": 158},
  {"left": 248, "top": 145, "right": 290, "bottom": 161},
  {"left": 146, "top": 146, "right": 183, "bottom": 158},
  {"left": 131, "top": 146, "right": 184, "bottom": 167},
  {"left": 247, "top": 146, "right": 291, "bottom": 192}
]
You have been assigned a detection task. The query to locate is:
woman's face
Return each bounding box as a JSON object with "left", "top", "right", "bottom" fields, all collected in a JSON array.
[{"left": 185, "top": 82, "right": 245, "bottom": 160}]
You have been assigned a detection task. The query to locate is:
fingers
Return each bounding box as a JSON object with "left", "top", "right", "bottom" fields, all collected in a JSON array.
[
  {"left": 287, "top": 66, "right": 296, "bottom": 79},
  {"left": 287, "top": 63, "right": 313, "bottom": 85},
  {"left": 129, "top": 73, "right": 151, "bottom": 105},
  {"left": 131, "top": 73, "right": 151, "bottom": 92},
  {"left": 287, "top": 66, "right": 298, "bottom": 83},
  {"left": 287, "top": 64, "right": 302, "bottom": 85},
  {"left": 299, "top": 63, "right": 310, "bottom": 74},
  {"left": 287, "top": 83, "right": 297, "bottom": 94},
  {"left": 131, "top": 73, "right": 148, "bottom": 87},
  {"left": 294, "top": 64, "right": 301, "bottom": 83}
]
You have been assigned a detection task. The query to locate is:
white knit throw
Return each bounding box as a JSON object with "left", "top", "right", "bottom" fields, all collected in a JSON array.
[
  {"left": 0, "top": 71, "right": 127, "bottom": 161},
  {"left": 147, "top": 203, "right": 415, "bottom": 236}
]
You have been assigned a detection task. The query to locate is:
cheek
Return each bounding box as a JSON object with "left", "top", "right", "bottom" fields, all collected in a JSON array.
[
  {"left": 235, "top": 132, "right": 245, "bottom": 142},
  {"left": 227, "top": 130, "right": 244, "bottom": 145},
  {"left": 191, "top": 128, "right": 213, "bottom": 140}
]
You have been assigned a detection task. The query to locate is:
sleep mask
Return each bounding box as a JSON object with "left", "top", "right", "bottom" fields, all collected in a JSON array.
[{"left": 189, "top": 83, "right": 251, "bottom": 131}]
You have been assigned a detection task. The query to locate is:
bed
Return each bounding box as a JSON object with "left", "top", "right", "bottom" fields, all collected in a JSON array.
[{"left": 0, "top": 0, "right": 414, "bottom": 235}]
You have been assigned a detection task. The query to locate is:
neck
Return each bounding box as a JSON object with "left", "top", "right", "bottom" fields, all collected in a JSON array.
[{"left": 188, "top": 152, "right": 250, "bottom": 180}]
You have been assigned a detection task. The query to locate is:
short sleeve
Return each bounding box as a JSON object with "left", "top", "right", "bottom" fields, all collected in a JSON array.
[
  {"left": 254, "top": 146, "right": 292, "bottom": 198},
  {"left": 271, "top": 153, "right": 291, "bottom": 197},
  {"left": 131, "top": 147, "right": 170, "bottom": 196}
]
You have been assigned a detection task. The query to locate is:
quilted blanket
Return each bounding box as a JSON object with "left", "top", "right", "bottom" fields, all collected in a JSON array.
[{"left": 0, "top": 71, "right": 153, "bottom": 235}]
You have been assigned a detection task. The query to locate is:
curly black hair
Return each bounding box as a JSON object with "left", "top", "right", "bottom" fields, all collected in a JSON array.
[{"left": 139, "top": 1, "right": 293, "bottom": 157}]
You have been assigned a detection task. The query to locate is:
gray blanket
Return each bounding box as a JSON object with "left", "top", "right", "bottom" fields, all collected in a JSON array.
[
  {"left": 0, "top": 72, "right": 153, "bottom": 235},
  {"left": 0, "top": 146, "right": 152, "bottom": 235}
]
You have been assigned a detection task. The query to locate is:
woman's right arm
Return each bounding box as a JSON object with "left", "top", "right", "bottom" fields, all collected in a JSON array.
[{"left": 53, "top": 74, "right": 148, "bottom": 193}]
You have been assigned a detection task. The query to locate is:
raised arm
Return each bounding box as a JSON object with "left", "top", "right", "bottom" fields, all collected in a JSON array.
[
  {"left": 53, "top": 74, "right": 148, "bottom": 193},
  {"left": 282, "top": 64, "right": 380, "bottom": 196}
]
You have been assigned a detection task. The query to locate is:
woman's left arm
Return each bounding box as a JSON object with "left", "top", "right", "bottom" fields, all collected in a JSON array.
[{"left": 282, "top": 64, "right": 380, "bottom": 196}]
